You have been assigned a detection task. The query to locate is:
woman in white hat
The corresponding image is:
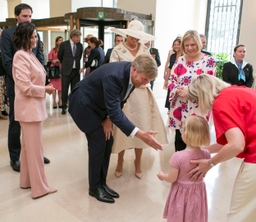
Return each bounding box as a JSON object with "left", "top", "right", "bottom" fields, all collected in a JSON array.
[{"left": 110, "top": 20, "right": 168, "bottom": 179}]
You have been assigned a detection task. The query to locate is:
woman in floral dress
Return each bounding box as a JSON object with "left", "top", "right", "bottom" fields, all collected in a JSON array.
[{"left": 167, "top": 30, "right": 215, "bottom": 152}]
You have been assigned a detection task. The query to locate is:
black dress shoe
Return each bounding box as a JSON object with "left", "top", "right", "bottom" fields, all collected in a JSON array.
[
  {"left": 2, "top": 110, "right": 8, "bottom": 116},
  {"left": 102, "top": 185, "right": 119, "bottom": 198},
  {"left": 61, "top": 109, "right": 66, "bottom": 115},
  {"left": 43, "top": 157, "right": 50, "bottom": 164},
  {"left": 10, "top": 160, "right": 20, "bottom": 172},
  {"left": 89, "top": 187, "right": 115, "bottom": 203}
]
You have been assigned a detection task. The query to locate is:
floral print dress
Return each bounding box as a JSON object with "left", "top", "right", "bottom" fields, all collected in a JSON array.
[{"left": 168, "top": 54, "right": 215, "bottom": 129}]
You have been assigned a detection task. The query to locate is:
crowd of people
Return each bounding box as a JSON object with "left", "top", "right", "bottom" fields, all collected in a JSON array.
[{"left": 0, "top": 2, "right": 255, "bottom": 221}]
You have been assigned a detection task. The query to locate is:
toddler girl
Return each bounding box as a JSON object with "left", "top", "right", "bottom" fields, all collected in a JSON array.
[{"left": 157, "top": 116, "right": 210, "bottom": 222}]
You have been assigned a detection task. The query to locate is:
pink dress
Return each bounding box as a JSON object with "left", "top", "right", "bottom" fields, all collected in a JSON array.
[
  {"left": 48, "top": 48, "right": 61, "bottom": 90},
  {"left": 163, "top": 149, "right": 210, "bottom": 222}
]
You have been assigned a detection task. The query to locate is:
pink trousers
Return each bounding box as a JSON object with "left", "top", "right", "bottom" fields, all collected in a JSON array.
[{"left": 20, "top": 121, "right": 50, "bottom": 198}]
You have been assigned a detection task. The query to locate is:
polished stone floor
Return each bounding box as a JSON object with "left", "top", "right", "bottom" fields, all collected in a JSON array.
[{"left": 0, "top": 81, "right": 241, "bottom": 222}]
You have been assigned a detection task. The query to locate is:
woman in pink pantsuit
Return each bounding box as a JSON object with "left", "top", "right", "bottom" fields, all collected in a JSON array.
[{"left": 12, "top": 22, "right": 56, "bottom": 199}]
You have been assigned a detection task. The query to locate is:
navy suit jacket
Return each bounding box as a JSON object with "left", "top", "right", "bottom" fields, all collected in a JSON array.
[
  {"left": 0, "top": 25, "right": 44, "bottom": 95},
  {"left": 103, "top": 48, "right": 113, "bottom": 64},
  {"left": 68, "top": 61, "right": 135, "bottom": 135},
  {"left": 84, "top": 46, "right": 105, "bottom": 72},
  {"left": 58, "top": 40, "right": 83, "bottom": 76},
  {"left": 222, "top": 62, "right": 253, "bottom": 87}
]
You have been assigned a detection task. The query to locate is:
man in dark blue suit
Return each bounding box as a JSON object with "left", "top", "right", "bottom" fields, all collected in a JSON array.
[
  {"left": 69, "top": 54, "right": 163, "bottom": 203},
  {"left": 0, "top": 3, "right": 50, "bottom": 172}
]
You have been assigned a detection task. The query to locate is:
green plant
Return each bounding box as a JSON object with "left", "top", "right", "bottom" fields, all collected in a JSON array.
[{"left": 212, "top": 53, "right": 230, "bottom": 79}]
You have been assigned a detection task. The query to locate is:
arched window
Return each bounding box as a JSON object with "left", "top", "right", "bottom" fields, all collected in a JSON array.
[{"left": 206, "top": 0, "right": 243, "bottom": 55}]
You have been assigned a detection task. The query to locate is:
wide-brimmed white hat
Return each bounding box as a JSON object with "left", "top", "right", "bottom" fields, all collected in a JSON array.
[{"left": 110, "top": 20, "right": 156, "bottom": 41}]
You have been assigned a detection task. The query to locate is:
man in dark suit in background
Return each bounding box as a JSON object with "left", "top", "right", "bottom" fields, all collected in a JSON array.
[
  {"left": 144, "top": 40, "right": 161, "bottom": 90},
  {"left": 58, "top": 29, "right": 83, "bottom": 115},
  {"left": 200, "top": 34, "right": 212, "bottom": 56},
  {"left": 68, "top": 54, "right": 163, "bottom": 204},
  {"left": 103, "top": 34, "right": 124, "bottom": 64},
  {"left": 0, "top": 3, "right": 50, "bottom": 172}
]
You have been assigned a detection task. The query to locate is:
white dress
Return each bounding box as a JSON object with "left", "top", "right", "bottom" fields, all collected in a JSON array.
[{"left": 110, "top": 42, "right": 168, "bottom": 153}]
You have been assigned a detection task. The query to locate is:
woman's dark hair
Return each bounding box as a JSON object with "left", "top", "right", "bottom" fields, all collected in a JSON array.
[
  {"left": 13, "top": 22, "right": 36, "bottom": 51},
  {"left": 88, "top": 37, "right": 103, "bottom": 47},
  {"left": 54, "top": 36, "right": 63, "bottom": 52},
  {"left": 234, "top": 44, "right": 245, "bottom": 52}
]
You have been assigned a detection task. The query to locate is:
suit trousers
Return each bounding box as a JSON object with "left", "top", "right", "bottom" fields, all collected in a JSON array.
[
  {"left": 227, "top": 161, "right": 256, "bottom": 222},
  {"left": 175, "top": 129, "right": 186, "bottom": 152},
  {"left": 85, "top": 125, "right": 113, "bottom": 190},
  {"left": 19, "top": 121, "right": 50, "bottom": 198},
  {"left": 61, "top": 69, "right": 80, "bottom": 109},
  {"left": 8, "top": 94, "right": 21, "bottom": 161}
]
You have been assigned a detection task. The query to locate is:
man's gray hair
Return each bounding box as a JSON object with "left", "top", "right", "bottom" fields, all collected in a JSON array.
[
  {"left": 70, "top": 29, "right": 81, "bottom": 38},
  {"left": 131, "top": 54, "right": 158, "bottom": 79}
]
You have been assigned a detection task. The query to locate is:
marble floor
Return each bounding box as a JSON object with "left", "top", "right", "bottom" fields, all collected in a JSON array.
[{"left": 0, "top": 81, "right": 241, "bottom": 222}]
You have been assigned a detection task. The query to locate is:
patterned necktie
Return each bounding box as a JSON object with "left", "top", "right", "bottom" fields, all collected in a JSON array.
[{"left": 73, "top": 43, "right": 76, "bottom": 57}]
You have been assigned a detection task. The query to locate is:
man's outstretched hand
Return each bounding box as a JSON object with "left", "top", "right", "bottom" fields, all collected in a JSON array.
[{"left": 135, "top": 130, "right": 163, "bottom": 151}]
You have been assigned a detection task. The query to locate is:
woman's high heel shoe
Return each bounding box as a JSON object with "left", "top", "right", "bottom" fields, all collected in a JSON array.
[
  {"left": 115, "top": 171, "right": 122, "bottom": 178},
  {"left": 134, "top": 160, "right": 142, "bottom": 179},
  {"left": 135, "top": 172, "right": 142, "bottom": 179},
  {"left": 115, "top": 160, "right": 124, "bottom": 178},
  {"left": 58, "top": 102, "right": 63, "bottom": 109}
]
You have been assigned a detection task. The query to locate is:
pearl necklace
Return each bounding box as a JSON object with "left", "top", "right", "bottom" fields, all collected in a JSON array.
[{"left": 124, "top": 42, "right": 138, "bottom": 51}]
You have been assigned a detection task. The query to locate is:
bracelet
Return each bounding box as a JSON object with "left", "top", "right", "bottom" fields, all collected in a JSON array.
[{"left": 208, "top": 160, "right": 216, "bottom": 167}]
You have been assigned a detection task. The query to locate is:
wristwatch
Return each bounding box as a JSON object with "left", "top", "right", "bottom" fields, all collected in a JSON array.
[{"left": 208, "top": 160, "right": 216, "bottom": 167}]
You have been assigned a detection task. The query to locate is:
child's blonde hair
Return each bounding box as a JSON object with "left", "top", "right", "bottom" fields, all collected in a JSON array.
[{"left": 182, "top": 116, "right": 210, "bottom": 147}]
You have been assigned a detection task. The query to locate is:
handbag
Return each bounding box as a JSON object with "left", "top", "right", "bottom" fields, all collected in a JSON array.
[{"left": 45, "top": 61, "right": 61, "bottom": 79}]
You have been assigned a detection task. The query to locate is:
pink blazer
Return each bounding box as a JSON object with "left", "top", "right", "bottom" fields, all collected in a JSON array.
[
  {"left": 13, "top": 50, "right": 47, "bottom": 122},
  {"left": 48, "top": 48, "right": 62, "bottom": 69}
]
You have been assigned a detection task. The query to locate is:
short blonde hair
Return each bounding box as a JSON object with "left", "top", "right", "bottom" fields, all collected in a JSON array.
[
  {"left": 181, "top": 30, "right": 202, "bottom": 54},
  {"left": 183, "top": 116, "right": 210, "bottom": 147},
  {"left": 188, "top": 75, "right": 230, "bottom": 114},
  {"left": 131, "top": 54, "right": 158, "bottom": 79}
]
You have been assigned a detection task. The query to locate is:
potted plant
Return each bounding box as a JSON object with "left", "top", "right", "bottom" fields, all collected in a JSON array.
[{"left": 212, "top": 53, "right": 230, "bottom": 79}]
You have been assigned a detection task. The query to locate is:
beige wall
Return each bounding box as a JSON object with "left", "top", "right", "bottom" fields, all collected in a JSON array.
[
  {"left": 50, "top": 0, "right": 71, "bottom": 17},
  {"left": 7, "top": 0, "right": 20, "bottom": 18},
  {"left": 5, "top": 0, "right": 49, "bottom": 19},
  {"left": 239, "top": 0, "right": 256, "bottom": 69},
  {"left": 118, "top": 0, "right": 156, "bottom": 18}
]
